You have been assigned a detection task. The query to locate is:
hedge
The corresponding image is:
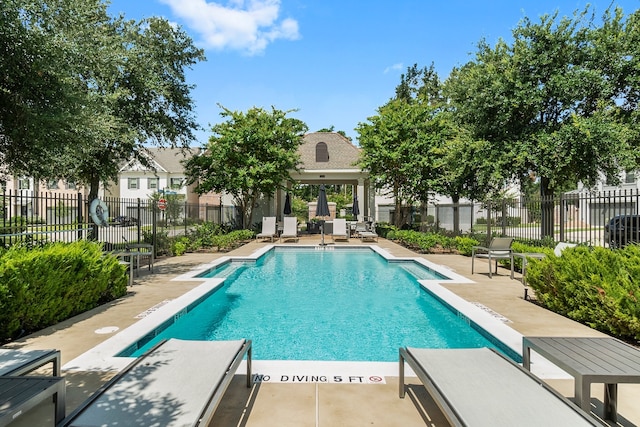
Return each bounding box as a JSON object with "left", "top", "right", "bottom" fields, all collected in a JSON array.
[
  {"left": 526, "top": 245, "right": 640, "bottom": 341},
  {"left": 0, "top": 240, "right": 128, "bottom": 341}
]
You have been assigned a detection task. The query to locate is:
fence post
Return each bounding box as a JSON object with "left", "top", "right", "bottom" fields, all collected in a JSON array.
[
  {"left": 486, "top": 201, "right": 492, "bottom": 243},
  {"left": 137, "top": 198, "right": 141, "bottom": 242},
  {"left": 501, "top": 199, "right": 507, "bottom": 236},
  {"left": 77, "top": 192, "right": 83, "bottom": 241},
  {"left": 559, "top": 193, "right": 565, "bottom": 242}
]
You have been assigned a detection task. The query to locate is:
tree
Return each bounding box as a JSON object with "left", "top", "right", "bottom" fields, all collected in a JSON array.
[
  {"left": 447, "top": 6, "right": 636, "bottom": 237},
  {"left": 185, "top": 106, "right": 308, "bottom": 228},
  {"left": 0, "top": 0, "right": 205, "bottom": 202}
]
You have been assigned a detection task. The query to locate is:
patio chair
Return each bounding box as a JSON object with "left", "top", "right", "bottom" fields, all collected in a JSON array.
[
  {"left": 59, "top": 338, "right": 252, "bottom": 427},
  {"left": 399, "top": 347, "right": 601, "bottom": 427},
  {"left": 471, "top": 237, "right": 514, "bottom": 278},
  {"left": 280, "top": 216, "right": 299, "bottom": 242},
  {"left": 256, "top": 216, "right": 277, "bottom": 242},
  {"left": 332, "top": 218, "right": 349, "bottom": 242}
]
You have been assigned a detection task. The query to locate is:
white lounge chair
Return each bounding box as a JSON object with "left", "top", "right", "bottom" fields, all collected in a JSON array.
[
  {"left": 60, "top": 339, "right": 252, "bottom": 427},
  {"left": 256, "top": 216, "right": 277, "bottom": 242},
  {"left": 280, "top": 216, "right": 299, "bottom": 242},
  {"left": 399, "top": 347, "right": 601, "bottom": 427},
  {"left": 332, "top": 218, "right": 349, "bottom": 242},
  {"left": 471, "top": 237, "right": 514, "bottom": 278}
]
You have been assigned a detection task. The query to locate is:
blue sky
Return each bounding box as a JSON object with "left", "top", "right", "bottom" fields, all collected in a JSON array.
[{"left": 107, "top": 0, "right": 639, "bottom": 146}]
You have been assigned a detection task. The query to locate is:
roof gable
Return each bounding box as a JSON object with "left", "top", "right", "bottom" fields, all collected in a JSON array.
[{"left": 298, "top": 132, "right": 360, "bottom": 170}]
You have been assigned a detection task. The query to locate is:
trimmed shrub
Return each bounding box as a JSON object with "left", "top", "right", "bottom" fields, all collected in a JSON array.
[
  {"left": 454, "top": 236, "right": 480, "bottom": 256},
  {"left": 0, "top": 240, "right": 127, "bottom": 341},
  {"left": 527, "top": 245, "right": 640, "bottom": 340}
]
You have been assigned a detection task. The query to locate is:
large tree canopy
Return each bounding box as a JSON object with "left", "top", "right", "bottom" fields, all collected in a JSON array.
[
  {"left": 0, "top": 0, "right": 205, "bottom": 199},
  {"left": 447, "top": 6, "right": 638, "bottom": 236},
  {"left": 184, "top": 106, "right": 308, "bottom": 228}
]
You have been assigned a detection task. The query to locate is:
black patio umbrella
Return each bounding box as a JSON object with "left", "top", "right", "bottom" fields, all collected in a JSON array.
[
  {"left": 284, "top": 193, "right": 292, "bottom": 215},
  {"left": 352, "top": 193, "right": 360, "bottom": 218},
  {"left": 316, "top": 184, "right": 330, "bottom": 245}
]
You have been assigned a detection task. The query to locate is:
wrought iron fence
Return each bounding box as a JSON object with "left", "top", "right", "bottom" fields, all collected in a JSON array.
[
  {"left": 428, "top": 189, "right": 640, "bottom": 247},
  {"left": 0, "top": 190, "right": 229, "bottom": 249}
]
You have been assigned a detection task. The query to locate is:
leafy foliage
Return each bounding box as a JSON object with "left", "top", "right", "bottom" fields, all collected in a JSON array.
[
  {"left": 185, "top": 106, "right": 308, "bottom": 228},
  {"left": 0, "top": 240, "right": 127, "bottom": 341},
  {"left": 527, "top": 245, "right": 640, "bottom": 340}
]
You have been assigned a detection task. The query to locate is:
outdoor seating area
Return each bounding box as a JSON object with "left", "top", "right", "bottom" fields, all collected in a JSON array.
[
  {"left": 6, "top": 236, "right": 640, "bottom": 426},
  {"left": 471, "top": 237, "right": 514, "bottom": 278}
]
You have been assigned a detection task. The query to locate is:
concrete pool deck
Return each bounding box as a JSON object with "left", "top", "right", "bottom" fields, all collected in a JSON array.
[{"left": 5, "top": 235, "right": 640, "bottom": 426}]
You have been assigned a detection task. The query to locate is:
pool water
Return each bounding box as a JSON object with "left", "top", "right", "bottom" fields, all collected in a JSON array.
[{"left": 125, "top": 248, "right": 508, "bottom": 361}]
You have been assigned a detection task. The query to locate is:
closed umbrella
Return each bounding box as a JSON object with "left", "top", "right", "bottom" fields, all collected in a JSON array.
[
  {"left": 284, "top": 193, "right": 292, "bottom": 215},
  {"left": 352, "top": 194, "right": 360, "bottom": 218},
  {"left": 316, "top": 184, "right": 330, "bottom": 245}
]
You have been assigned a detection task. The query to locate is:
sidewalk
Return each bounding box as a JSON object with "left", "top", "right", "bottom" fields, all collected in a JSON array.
[{"left": 6, "top": 235, "right": 640, "bottom": 426}]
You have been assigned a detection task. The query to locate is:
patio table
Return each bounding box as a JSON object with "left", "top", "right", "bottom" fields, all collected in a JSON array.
[
  {"left": 523, "top": 336, "right": 640, "bottom": 422},
  {"left": 0, "top": 376, "right": 66, "bottom": 426}
]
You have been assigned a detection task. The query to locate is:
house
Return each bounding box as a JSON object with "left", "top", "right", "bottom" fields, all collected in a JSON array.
[{"left": 108, "top": 147, "right": 200, "bottom": 219}]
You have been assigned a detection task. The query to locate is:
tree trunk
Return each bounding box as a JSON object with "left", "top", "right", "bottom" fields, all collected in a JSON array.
[
  {"left": 88, "top": 174, "right": 101, "bottom": 240},
  {"left": 394, "top": 183, "right": 403, "bottom": 228},
  {"left": 540, "top": 176, "right": 554, "bottom": 239},
  {"left": 452, "top": 194, "right": 460, "bottom": 236}
]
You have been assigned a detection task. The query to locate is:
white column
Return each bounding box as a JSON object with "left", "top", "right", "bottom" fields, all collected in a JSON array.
[{"left": 357, "top": 179, "right": 365, "bottom": 222}]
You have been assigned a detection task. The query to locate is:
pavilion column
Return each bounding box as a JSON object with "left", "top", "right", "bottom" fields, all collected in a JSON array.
[{"left": 357, "top": 179, "right": 365, "bottom": 222}]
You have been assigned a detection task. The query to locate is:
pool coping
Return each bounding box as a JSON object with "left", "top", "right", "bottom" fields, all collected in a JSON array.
[{"left": 63, "top": 244, "right": 567, "bottom": 379}]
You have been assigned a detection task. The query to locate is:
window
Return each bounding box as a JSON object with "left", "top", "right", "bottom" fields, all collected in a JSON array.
[
  {"left": 47, "top": 180, "right": 59, "bottom": 190},
  {"left": 625, "top": 172, "right": 636, "bottom": 184},
  {"left": 65, "top": 181, "right": 77, "bottom": 190},
  {"left": 170, "top": 178, "right": 183, "bottom": 189},
  {"left": 128, "top": 178, "right": 140, "bottom": 190},
  {"left": 315, "top": 142, "right": 329, "bottom": 162},
  {"left": 18, "top": 178, "right": 30, "bottom": 190},
  {"left": 148, "top": 177, "right": 159, "bottom": 190},
  {"left": 0, "top": 181, "right": 5, "bottom": 191}
]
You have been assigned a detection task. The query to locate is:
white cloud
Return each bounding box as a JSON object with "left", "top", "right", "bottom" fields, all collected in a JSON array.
[
  {"left": 159, "top": 0, "right": 300, "bottom": 55},
  {"left": 384, "top": 63, "right": 403, "bottom": 74}
]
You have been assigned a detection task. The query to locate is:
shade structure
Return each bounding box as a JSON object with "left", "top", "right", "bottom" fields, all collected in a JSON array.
[
  {"left": 315, "top": 185, "right": 330, "bottom": 217},
  {"left": 352, "top": 194, "right": 360, "bottom": 217},
  {"left": 284, "top": 193, "right": 292, "bottom": 215}
]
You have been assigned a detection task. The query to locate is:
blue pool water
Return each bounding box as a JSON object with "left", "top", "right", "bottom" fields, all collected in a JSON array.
[{"left": 122, "top": 248, "right": 514, "bottom": 361}]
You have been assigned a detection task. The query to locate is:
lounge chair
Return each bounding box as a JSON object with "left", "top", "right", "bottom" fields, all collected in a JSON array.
[
  {"left": 280, "top": 216, "right": 299, "bottom": 242},
  {"left": 332, "top": 218, "right": 349, "bottom": 242},
  {"left": 60, "top": 338, "right": 252, "bottom": 427},
  {"left": 399, "top": 347, "right": 602, "bottom": 427},
  {"left": 256, "top": 216, "right": 277, "bottom": 242},
  {"left": 471, "top": 237, "right": 514, "bottom": 278}
]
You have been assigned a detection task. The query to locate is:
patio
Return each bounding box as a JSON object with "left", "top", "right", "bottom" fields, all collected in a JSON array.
[{"left": 5, "top": 235, "right": 640, "bottom": 426}]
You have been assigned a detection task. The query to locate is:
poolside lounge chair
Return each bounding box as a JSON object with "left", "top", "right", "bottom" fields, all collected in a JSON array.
[
  {"left": 256, "top": 216, "right": 277, "bottom": 242},
  {"left": 280, "top": 216, "right": 299, "bottom": 242},
  {"left": 60, "top": 338, "right": 252, "bottom": 427},
  {"left": 471, "top": 237, "right": 513, "bottom": 278},
  {"left": 399, "top": 347, "right": 602, "bottom": 427},
  {"left": 332, "top": 218, "right": 349, "bottom": 242}
]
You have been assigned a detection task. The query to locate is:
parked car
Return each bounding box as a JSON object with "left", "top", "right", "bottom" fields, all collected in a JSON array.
[
  {"left": 112, "top": 216, "right": 138, "bottom": 227},
  {"left": 604, "top": 214, "right": 640, "bottom": 248}
]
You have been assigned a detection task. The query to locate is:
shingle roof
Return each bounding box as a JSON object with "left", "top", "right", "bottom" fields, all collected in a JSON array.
[
  {"left": 298, "top": 132, "right": 361, "bottom": 170},
  {"left": 145, "top": 147, "right": 199, "bottom": 173}
]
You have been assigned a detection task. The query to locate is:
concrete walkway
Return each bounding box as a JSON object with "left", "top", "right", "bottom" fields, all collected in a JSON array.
[{"left": 5, "top": 235, "right": 640, "bottom": 426}]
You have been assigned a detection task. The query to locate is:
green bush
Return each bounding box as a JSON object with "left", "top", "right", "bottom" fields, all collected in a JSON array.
[
  {"left": 454, "top": 236, "right": 480, "bottom": 256},
  {"left": 527, "top": 245, "right": 640, "bottom": 340},
  {"left": 0, "top": 240, "right": 127, "bottom": 341}
]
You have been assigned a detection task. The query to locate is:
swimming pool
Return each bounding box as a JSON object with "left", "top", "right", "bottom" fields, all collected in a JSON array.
[{"left": 117, "top": 247, "right": 520, "bottom": 362}]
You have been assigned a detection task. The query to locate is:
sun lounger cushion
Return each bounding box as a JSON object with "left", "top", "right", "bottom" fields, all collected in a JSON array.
[
  {"left": 63, "top": 339, "right": 251, "bottom": 427},
  {"left": 400, "top": 347, "right": 601, "bottom": 427}
]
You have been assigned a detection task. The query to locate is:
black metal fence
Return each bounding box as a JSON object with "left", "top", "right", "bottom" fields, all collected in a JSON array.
[
  {"left": 427, "top": 189, "right": 640, "bottom": 247},
  {"left": 0, "top": 190, "right": 233, "bottom": 249},
  {"left": 3, "top": 188, "right": 640, "bottom": 249}
]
